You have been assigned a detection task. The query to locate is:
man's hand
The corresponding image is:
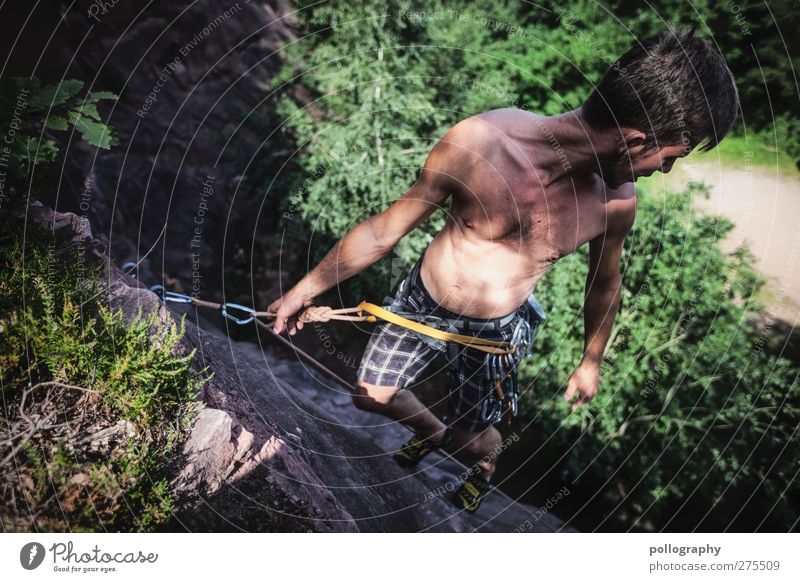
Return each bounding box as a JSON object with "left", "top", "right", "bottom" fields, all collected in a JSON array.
[
  {"left": 268, "top": 290, "right": 314, "bottom": 336},
  {"left": 564, "top": 362, "right": 600, "bottom": 412}
]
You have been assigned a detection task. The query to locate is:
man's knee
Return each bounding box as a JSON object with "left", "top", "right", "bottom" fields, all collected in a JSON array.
[
  {"left": 457, "top": 425, "right": 503, "bottom": 458},
  {"left": 352, "top": 380, "right": 401, "bottom": 412}
]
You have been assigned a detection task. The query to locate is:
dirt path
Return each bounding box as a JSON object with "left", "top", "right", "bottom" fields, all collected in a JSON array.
[{"left": 644, "top": 160, "right": 800, "bottom": 324}]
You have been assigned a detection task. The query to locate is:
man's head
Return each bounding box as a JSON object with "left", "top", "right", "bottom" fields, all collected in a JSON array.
[{"left": 582, "top": 28, "right": 739, "bottom": 188}]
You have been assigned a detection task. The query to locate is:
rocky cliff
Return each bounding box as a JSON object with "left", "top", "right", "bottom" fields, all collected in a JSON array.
[{"left": 8, "top": 0, "right": 574, "bottom": 532}]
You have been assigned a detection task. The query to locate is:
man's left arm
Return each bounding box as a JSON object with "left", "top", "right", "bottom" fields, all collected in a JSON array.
[{"left": 564, "top": 190, "right": 636, "bottom": 411}]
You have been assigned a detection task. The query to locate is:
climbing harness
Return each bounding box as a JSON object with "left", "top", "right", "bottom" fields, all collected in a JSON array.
[
  {"left": 374, "top": 256, "right": 546, "bottom": 427},
  {"left": 144, "top": 282, "right": 514, "bottom": 353},
  {"left": 140, "top": 288, "right": 522, "bottom": 354}
]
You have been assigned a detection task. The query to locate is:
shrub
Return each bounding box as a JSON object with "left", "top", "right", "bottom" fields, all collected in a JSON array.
[
  {"left": 517, "top": 183, "right": 799, "bottom": 530},
  {"left": 0, "top": 220, "right": 206, "bottom": 531}
]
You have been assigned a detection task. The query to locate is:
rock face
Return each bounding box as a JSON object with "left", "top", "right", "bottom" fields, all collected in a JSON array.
[
  {"left": 28, "top": 201, "right": 575, "bottom": 532},
  {"left": 5, "top": 0, "right": 297, "bottom": 299}
]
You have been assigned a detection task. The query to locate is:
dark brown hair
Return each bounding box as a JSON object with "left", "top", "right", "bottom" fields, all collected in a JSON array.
[{"left": 582, "top": 28, "right": 739, "bottom": 154}]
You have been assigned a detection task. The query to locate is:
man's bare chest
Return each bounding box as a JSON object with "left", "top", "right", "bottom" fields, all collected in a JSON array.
[{"left": 448, "top": 179, "right": 609, "bottom": 257}]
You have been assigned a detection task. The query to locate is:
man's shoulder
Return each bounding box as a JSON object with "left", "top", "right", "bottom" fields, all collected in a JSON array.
[
  {"left": 426, "top": 115, "right": 502, "bottom": 176},
  {"left": 442, "top": 113, "right": 500, "bottom": 145},
  {"left": 459, "top": 108, "right": 535, "bottom": 136}
]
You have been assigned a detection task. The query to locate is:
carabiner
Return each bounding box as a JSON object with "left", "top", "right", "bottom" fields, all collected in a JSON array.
[
  {"left": 220, "top": 302, "right": 256, "bottom": 325},
  {"left": 121, "top": 261, "right": 138, "bottom": 278},
  {"left": 150, "top": 285, "right": 193, "bottom": 304}
]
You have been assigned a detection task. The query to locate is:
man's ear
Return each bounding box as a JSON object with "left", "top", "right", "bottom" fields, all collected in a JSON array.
[{"left": 617, "top": 128, "right": 647, "bottom": 158}]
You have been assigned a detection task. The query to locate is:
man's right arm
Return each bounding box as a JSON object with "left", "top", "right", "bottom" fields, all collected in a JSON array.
[{"left": 269, "top": 134, "right": 458, "bottom": 335}]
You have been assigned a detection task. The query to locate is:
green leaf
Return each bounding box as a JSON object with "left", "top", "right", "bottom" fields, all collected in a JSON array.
[
  {"left": 68, "top": 110, "right": 119, "bottom": 149},
  {"left": 28, "top": 79, "right": 84, "bottom": 110},
  {"left": 72, "top": 102, "right": 101, "bottom": 121},
  {"left": 44, "top": 115, "right": 69, "bottom": 130},
  {"left": 86, "top": 90, "right": 119, "bottom": 103}
]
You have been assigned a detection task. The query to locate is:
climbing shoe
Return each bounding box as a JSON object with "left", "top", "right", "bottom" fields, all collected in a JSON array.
[
  {"left": 393, "top": 427, "right": 454, "bottom": 468},
  {"left": 452, "top": 471, "right": 493, "bottom": 513}
]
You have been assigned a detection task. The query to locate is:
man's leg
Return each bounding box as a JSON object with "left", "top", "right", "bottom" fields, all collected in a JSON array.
[
  {"left": 452, "top": 423, "right": 503, "bottom": 480},
  {"left": 353, "top": 380, "right": 449, "bottom": 444}
]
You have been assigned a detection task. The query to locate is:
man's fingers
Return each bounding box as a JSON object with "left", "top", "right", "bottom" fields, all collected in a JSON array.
[
  {"left": 564, "top": 379, "right": 578, "bottom": 402},
  {"left": 273, "top": 312, "right": 289, "bottom": 334},
  {"left": 273, "top": 314, "right": 302, "bottom": 336},
  {"left": 267, "top": 297, "right": 283, "bottom": 315},
  {"left": 571, "top": 393, "right": 594, "bottom": 411},
  {"left": 268, "top": 295, "right": 311, "bottom": 336}
]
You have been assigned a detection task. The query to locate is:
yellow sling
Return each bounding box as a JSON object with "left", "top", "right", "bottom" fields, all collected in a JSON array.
[{"left": 356, "top": 301, "right": 516, "bottom": 355}]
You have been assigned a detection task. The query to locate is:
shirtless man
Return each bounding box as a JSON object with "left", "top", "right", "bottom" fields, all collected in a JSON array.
[{"left": 268, "top": 29, "right": 738, "bottom": 512}]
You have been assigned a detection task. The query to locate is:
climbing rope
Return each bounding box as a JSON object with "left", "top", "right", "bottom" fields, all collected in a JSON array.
[{"left": 143, "top": 285, "right": 517, "bottom": 356}]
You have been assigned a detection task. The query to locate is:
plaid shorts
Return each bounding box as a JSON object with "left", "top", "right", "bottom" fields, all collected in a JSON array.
[{"left": 357, "top": 249, "right": 545, "bottom": 433}]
